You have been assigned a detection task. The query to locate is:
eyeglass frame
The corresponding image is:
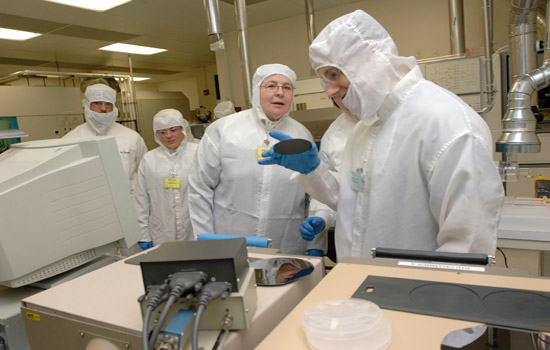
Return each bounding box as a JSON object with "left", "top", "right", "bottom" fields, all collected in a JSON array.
[
  {"left": 260, "top": 83, "right": 295, "bottom": 94},
  {"left": 156, "top": 126, "right": 183, "bottom": 138},
  {"left": 319, "top": 67, "right": 344, "bottom": 88}
]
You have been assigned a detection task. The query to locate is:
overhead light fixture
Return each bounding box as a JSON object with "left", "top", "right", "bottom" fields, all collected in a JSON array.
[
  {"left": 0, "top": 28, "right": 41, "bottom": 41},
  {"left": 43, "top": 0, "right": 131, "bottom": 12},
  {"left": 99, "top": 43, "right": 167, "bottom": 55},
  {"left": 132, "top": 77, "right": 150, "bottom": 81}
]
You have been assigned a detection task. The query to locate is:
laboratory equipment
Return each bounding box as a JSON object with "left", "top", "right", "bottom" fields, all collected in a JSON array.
[
  {"left": 134, "top": 239, "right": 257, "bottom": 350},
  {"left": 20, "top": 247, "right": 324, "bottom": 350},
  {"left": 0, "top": 136, "right": 140, "bottom": 288},
  {"left": 258, "top": 258, "right": 550, "bottom": 350},
  {"left": 250, "top": 257, "right": 314, "bottom": 286},
  {"left": 535, "top": 177, "right": 550, "bottom": 198}
]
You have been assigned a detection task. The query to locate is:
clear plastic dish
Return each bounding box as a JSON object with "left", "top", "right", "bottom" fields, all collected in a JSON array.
[{"left": 301, "top": 298, "right": 392, "bottom": 350}]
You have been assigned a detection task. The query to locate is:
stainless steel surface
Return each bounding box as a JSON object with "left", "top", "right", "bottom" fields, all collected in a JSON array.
[
  {"left": 496, "top": 0, "right": 544, "bottom": 154},
  {"left": 509, "top": 0, "right": 538, "bottom": 81},
  {"left": 305, "top": 0, "right": 316, "bottom": 45},
  {"left": 250, "top": 257, "right": 314, "bottom": 286},
  {"left": 448, "top": 0, "right": 465, "bottom": 56},
  {"left": 478, "top": 0, "right": 496, "bottom": 116},
  {"left": 235, "top": 0, "right": 252, "bottom": 109}
]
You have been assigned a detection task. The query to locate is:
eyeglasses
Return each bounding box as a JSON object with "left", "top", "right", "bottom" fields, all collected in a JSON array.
[
  {"left": 261, "top": 83, "right": 294, "bottom": 94},
  {"left": 319, "top": 67, "right": 343, "bottom": 88},
  {"left": 156, "top": 126, "right": 182, "bottom": 138}
]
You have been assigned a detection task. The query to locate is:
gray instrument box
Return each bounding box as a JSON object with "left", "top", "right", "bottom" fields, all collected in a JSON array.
[{"left": 131, "top": 238, "right": 249, "bottom": 293}]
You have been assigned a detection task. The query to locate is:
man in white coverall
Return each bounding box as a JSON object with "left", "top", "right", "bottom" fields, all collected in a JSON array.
[
  {"left": 260, "top": 10, "right": 504, "bottom": 260},
  {"left": 188, "top": 64, "right": 319, "bottom": 255},
  {"left": 64, "top": 83, "right": 147, "bottom": 196},
  {"left": 135, "top": 109, "right": 198, "bottom": 250},
  {"left": 300, "top": 109, "right": 358, "bottom": 259},
  {"left": 260, "top": 11, "right": 505, "bottom": 346}
]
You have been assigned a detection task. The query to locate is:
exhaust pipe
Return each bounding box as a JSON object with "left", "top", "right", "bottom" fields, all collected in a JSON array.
[{"left": 495, "top": 0, "right": 543, "bottom": 154}]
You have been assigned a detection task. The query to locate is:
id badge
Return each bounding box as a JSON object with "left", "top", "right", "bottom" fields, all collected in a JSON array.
[
  {"left": 257, "top": 146, "right": 269, "bottom": 160},
  {"left": 165, "top": 178, "right": 181, "bottom": 189},
  {"left": 351, "top": 169, "right": 365, "bottom": 192}
]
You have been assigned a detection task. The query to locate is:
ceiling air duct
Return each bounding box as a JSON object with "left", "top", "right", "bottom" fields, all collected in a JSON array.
[{"left": 495, "top": 0, "right": 543, "bottom": 154}]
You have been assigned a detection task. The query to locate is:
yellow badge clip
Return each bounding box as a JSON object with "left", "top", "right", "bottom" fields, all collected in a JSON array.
[
  {"left": 257, "top": 147, "right": 269, "bottom": 160},
  {"left": 165, "top": 178, "right": 181, "bottom": 189}
]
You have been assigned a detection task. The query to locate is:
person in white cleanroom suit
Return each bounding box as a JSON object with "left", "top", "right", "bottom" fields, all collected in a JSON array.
[
  {"left": 188, "top": 63, "right": 319, "bottom": 255},
  {"left": 134, "top": 109, "right": 197, "bottom": 250},
  {"left": 300, "top": 109, "right": 358, "bottom": 258},
  {"left": 64, "top": 83, "right": 147, "bottom": 195},
  {"left": 259, "top": 12, "right": 505, "bottom": 346},
  {"left": 260, "top": 10, "right": 504, "bottom": 259}
]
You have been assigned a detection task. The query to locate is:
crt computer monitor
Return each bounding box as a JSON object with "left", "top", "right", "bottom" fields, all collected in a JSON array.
[{"left": 0, "top": 137, "right": 140, "bottom": 288}]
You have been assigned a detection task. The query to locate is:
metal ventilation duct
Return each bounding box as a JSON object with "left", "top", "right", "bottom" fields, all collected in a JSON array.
[
  {"left": 449, "top": 0, "right": 466, "bottom": 56},
  {"left": 495, "top": 0, "right": 543, "bottom": 154}
]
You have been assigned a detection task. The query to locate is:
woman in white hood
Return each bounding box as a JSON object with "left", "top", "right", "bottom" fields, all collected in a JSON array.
[
  {"left": 135, "top": 109, "right": 198, "bottom": 248},
  {"left": 260, "top": 10, "right": 504, "bottom": 259},
  {"left": 188, "top": 64, "right": 319, "bottom": 255},
  {"left": 64, "top": 83, "right": 147, "bottom": 195}
]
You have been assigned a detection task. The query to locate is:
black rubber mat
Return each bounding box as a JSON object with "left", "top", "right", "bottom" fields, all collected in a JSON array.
[{"left": 352, "top": 275, "right": 550, "bottom": 332}]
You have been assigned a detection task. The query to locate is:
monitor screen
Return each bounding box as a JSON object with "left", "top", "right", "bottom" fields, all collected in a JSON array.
[{"left": 0, "top": 137, "right": 140, "bottom": 288}]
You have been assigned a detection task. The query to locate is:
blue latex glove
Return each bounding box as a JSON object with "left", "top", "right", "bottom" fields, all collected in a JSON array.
[
  {"left": 308, "top": 249, "right": 324, "bottom": 257},
  {"left": 258, "top": 131, "right": 320, "bottom": 174},
  {"left": 138, "top": 241, "right": 153, "bottom": 250},
  {"left": 300, "top": 217, "right": 326, "bottom": 241}
]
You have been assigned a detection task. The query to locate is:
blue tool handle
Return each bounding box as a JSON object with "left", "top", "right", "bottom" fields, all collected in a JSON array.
[{"left": 198, "top": 233, "right": 271, "bottom": 248}]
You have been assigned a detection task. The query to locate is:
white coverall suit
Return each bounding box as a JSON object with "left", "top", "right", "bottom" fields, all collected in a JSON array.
[
  {"left": 64, "top": 84, "right": 147, "bottom": 195},
  {"left": 188, "top": 64, "right": 317, "bottom": 254},
  {"left": 134, "top": 109, "right": 198, "bottom": 246},
  {"left": 308, "top": 112, "right": 358, "bottom": 254},
  {"left": 294, "top": 10, "right": 504, "bottom": 259}
]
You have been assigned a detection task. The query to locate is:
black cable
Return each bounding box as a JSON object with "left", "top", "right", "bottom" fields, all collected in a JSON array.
[
  {"left": 148, "top": 271, "right": 207, "bottom": 350},
  {"left": 140, "top": 281, "right": 170, "bottom": 350},
  {"left": 192, "top": 282, "right": 232, "bottom": 350},
  {"left": 193, "top": 304, "right": 207, "bottom": 350},
  {"left": 497, "top": 247, "right": 509, "bottom": 268}
]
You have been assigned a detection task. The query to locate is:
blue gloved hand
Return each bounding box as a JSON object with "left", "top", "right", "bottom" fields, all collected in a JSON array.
[
  {"left": 300, "top": 217, "right": 326, "bottom": 241},
  {"left": 138, "top": 241, "right": 153, "bottom": 250},
  {"left": 258, "top": 131, "right": 320, "bottom": 174},
  {"left": 307, "top": 249, "right": 324, "bottom": 257}
]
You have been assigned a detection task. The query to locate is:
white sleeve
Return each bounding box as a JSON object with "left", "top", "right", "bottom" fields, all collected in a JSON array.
[
  {"left": 188, "top": 133, "right": 221, "bottom": 237},
  {"left": 134, "top": 160, "right": 152, "bottom": 242},
  {"left": 430, "top": 133, "right": 503, "bottom": 255},
  {"left": 291, "top": 161, "right": 340, "bottom": 211}
]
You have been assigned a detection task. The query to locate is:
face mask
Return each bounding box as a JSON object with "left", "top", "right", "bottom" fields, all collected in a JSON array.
[
  {"left": 85, "top": 105, "right": 118, "bottom": 135},
  {"left": 342, "top": 85, "right": 362, "bottom": 121}
]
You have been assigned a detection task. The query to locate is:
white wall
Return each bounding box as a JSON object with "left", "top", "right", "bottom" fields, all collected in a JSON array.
[
  {"left": 218, "top": 0, "right": 512, "bottom": 108},
  {"left": 156, "top": 64, "right": 219, "bottom": 115}
]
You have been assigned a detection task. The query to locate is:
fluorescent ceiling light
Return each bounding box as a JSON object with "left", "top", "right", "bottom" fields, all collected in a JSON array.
[
  {"left": 0, "top": 28, "right": 41, "bottom": 41},
  {"left": 99, "top": 43, "right": 167, "bottom": 55},
  {"left": 43, "top": 0, "right": 131, "bottom": 12},
  {"left": 132, "top": 77, "right": 150, "bottom": 81}
]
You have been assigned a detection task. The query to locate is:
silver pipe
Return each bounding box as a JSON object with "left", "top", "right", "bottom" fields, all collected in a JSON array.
[
  {"left": 477, "top": 0, "right": 496, "bottom": 115},
  {"left": 495, "top": 0, "right": 544, "bottom": 154},
  {"left": 128, "top": 54, "right": 140, "bottom": 132},
  {"left": 235, "top": 0, "right": 252, "bottom": 108},
  {"left": 203, "top": 0, "right": 224, "bottom": 47},
  {"left": 509, "top": 0, "right": 538, "bottom": 82},
  {"left": 305, "top": 0, "right": 316, "bottom": 45},
  {"left": 448, "top": 0, "right": 466, "bottom": 56}
]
